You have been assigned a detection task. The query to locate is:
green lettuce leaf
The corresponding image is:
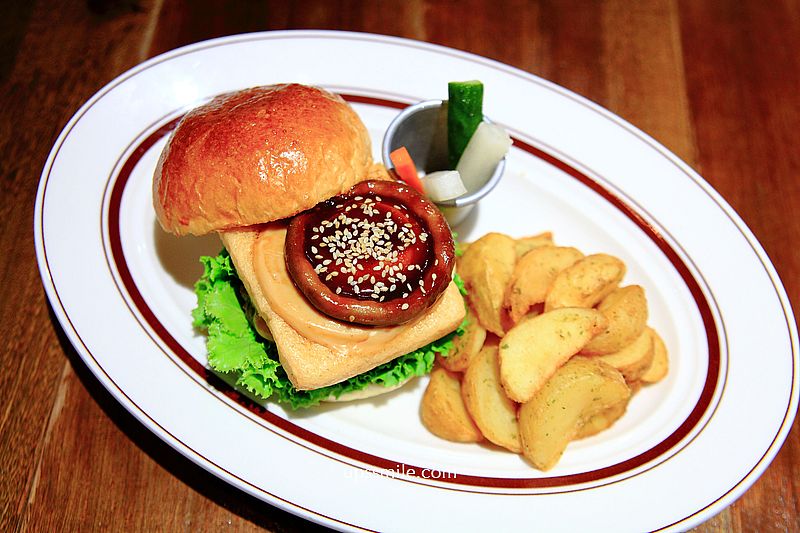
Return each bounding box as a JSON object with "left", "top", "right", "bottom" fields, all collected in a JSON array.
[{"left": 192, "top": 250, "right": 465, "bottom": 409}]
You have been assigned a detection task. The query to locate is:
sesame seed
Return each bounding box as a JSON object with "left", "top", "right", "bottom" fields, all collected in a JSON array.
[{"left": 401, "top": 303, "right": 409, "bottom": 310}]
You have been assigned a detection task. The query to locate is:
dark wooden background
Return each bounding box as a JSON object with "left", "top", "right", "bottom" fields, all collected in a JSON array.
[{"left": 2, "top": 1, "right": 798, "bottom": 531}]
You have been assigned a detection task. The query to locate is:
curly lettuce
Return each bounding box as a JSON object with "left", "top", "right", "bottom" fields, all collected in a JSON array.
[{"left": 192, "top": 250, "right": 465, "bottom": 409}]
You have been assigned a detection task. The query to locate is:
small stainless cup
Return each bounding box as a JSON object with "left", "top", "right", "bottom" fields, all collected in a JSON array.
[{"left": 381, "top": 99, "right": 506, "bottom": 226}]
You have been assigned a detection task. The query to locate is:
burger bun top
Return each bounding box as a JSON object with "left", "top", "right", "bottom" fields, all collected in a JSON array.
[{"left": 153, "top": 84, "right": 375, "bottom": 236}]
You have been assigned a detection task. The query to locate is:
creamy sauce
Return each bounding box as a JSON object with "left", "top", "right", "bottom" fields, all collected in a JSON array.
[{"left": 253, "top": 224, "right": 405, "bottom": 350}]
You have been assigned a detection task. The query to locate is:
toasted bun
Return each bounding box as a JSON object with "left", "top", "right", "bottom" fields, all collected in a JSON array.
[
  {"left": 219, "top": 227, "right": 466, "bottom": 391},
  {"left": 154, "top": 84, "right": 374, "bottom": 236}
]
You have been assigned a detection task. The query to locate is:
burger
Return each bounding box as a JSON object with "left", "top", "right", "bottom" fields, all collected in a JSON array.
[{"left": 153, "top": 83, "right": 466, "bottom": 408}]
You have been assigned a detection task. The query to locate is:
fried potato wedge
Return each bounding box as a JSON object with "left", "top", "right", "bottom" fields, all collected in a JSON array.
[
  {"left": 640, "top": 327, "right": 669, "bottom": 383},
  {"left": 421, "top": 367, "right": 483, "bottom": 443},
  {"left": 504, "top": 246, "right": 584, "bottom": 326},
  {"left": 459, "top": 233, "right": 517, "bottom": 336},
  {"left": 596, "top": 327, "right": 654, "bottom": 382},
  {"left": 544, "top": 254, "right": 626, "bottom": 311},
  {"left": 438, "top": 309, "right": 488, "bottom": 373},
  {"left": 518, "top": 357, "right": 630, "bottom": 470},
  {"left": 462, "top": 345, "right": 521, "bottom": 452},
  {"left": 499, "top": 308, "right": 608, "bottom": 403},
  {"left": 514, "top": 232, "right": 554, "bottom": 258},
  {"left": 582, "top": 285, "right": 649, "bottom": 355},
  {"left": 574, "top": 400, "right": 629, "bottom": 439}
]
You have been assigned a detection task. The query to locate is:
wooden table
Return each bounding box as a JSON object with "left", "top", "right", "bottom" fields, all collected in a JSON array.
[{"left": 3, "top": 1, "right": 798, "bottom": 530}]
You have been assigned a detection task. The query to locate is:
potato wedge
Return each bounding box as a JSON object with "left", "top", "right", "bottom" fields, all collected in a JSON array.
[
  {"left": 459, "top": 233, "right": 517, "bottom": 336},
  {"left": 499, "top": 308, "right": 608, "bottom": 403},
  {"left": 640, "top": 327, "right": 669, "bottom": 383},
  {"left": 461, "top": 345, "right": 521, "bottom": 452},
  {"left": 438, "top": 309, "right": 488, "bottom": 373},
  {"left": 504, "top": 246, "right": 584, "bottom": 325},
  {"left": 514, "top": 232, "right": 554, "bottom": 258},
  {"left": 574, "top": 400, "right": 629, "bottom": 439},
  {"left": 421, "top": 367, "right": 483, "bottom": 442},
  {"left": 544, "top": 254, "right": 626, "bottom": 311},
  {"left": 627, "top": 380, "right": 644, "bottom": 396},
  {"left": 518, "top": 357, "right": 630, "bottom": 470},
  {"left": 596, "top": 327, "right": 654, "bottom": 382},
  {"left": 582, "top": 286, "right": 649, "bottom": 355}
]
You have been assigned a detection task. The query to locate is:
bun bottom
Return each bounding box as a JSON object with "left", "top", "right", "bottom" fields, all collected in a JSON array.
[{"left": 323, "top": 377, "right": 414, "bottom": 403}]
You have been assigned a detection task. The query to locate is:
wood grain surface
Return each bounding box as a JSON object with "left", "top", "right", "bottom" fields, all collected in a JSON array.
[{"left": 2, "top": 1, "right": 798, "bottom": 531}]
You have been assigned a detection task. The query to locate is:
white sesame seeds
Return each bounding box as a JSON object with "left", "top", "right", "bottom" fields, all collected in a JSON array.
[
  {"left": 401, "top": 303, "right": 409, "bottom": 310},
  {"left": 306, "top": 193, "right": 435, "bottom": 301}
]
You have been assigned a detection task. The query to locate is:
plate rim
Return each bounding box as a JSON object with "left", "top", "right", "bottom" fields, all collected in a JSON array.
[{"left": 34, "top": 30, "right": 799, "bottom": 531}]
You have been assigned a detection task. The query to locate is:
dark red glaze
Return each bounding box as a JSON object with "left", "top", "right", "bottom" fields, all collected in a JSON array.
[{"left": 285, "top": 180, "right": 455, "bottom": 326}]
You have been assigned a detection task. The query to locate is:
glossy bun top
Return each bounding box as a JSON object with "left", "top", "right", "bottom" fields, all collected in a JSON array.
[{"left": 153, "top": 83, "right": 374, "bottom": 235}]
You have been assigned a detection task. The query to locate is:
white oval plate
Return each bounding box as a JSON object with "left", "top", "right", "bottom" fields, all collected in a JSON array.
[{"left": 34, "top": 31, "right": 798, "bottom": 532}]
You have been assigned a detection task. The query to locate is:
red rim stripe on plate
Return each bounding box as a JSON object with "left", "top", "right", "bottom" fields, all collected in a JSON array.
[{"left": 106, "top": 94, "right": 721, "bottom": 489}]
